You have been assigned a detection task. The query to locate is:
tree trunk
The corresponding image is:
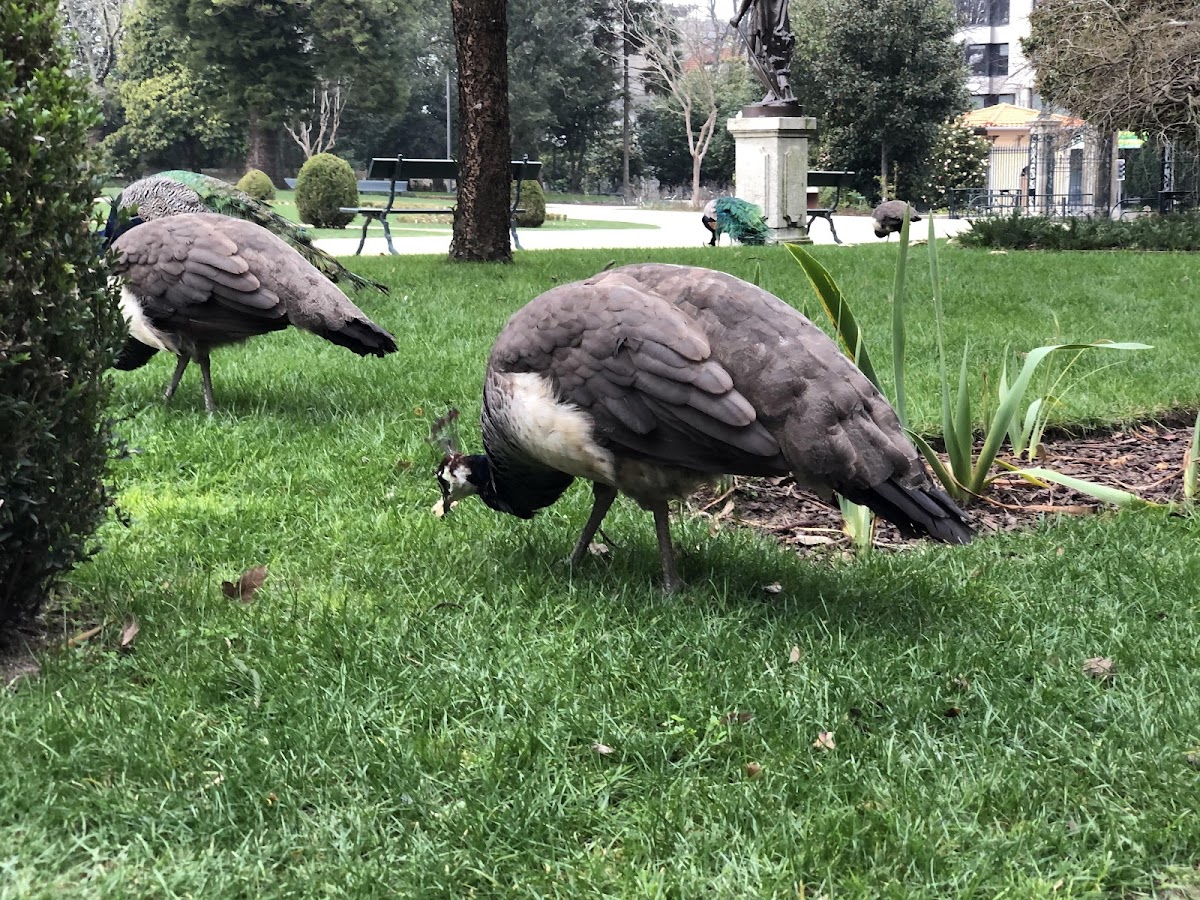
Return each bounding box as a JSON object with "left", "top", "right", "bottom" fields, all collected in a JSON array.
[
  {"left": 449, "top": 0, "right": 512, "bottom": 263},
  {"left": 622, "top": 18, "right": 632, "bottom": 202},
  {"left": 247, "top": 108, "right": 286, "bottom": 187},
  {"left": 879, "top": 141, "right": 889, "bottom": 201}
]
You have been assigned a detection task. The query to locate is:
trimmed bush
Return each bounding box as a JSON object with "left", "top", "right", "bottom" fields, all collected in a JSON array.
[
  {"left": 236, "top": 168, "right": 276, "bottom": 202},
  {"left": 960, "top": 208, "right": 1200, "bottom": 251},
  {"left": 295, "top": 153, "right": 357, "bottom": 229},
  {"left": 1, "top": 0, "right": 124, "bottom": 634},
  {"left": 512, "top": 179, "right": 546, "bottom": 228}
]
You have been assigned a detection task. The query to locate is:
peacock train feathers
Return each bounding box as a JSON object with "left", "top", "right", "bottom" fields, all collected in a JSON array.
[
  {"left": 114, "top": 170, "right": 387, "bottom": 294},
  {"left": 702, "top": 196, "right": 770, "bottom": 247}
]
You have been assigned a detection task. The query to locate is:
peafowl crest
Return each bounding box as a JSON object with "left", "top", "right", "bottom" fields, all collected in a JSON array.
[
  {"left": 702, "top": 197, "right": 770, "bottom": 247},
  {"left": 114, "top": 170, "right": 387, "bottom": 294}
]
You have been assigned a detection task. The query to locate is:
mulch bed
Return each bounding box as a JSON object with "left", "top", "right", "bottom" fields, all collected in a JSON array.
[{"left": 693, "top": 416, "right": 1196, "bottom": 555}]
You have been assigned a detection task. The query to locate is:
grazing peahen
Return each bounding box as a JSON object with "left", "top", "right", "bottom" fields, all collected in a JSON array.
[
  {"left": 872, "top": 200, "right": 922, "bottom": 240},
  {"left": 114, "top": 170, "right": 387, "bottom": 294},
  {"left": 109, "top": 213, "right": 397, "bottom": 412},
  {"left": 701, "top": 197, "right": 770, "bottom": 247},
  {"left": 433, "top": 263, "right": 972, "bottom": 591}
]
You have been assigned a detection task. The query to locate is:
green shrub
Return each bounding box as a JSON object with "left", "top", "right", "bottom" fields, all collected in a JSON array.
[
  {"left": 295, "top": 153, "right": 357, "bottom": 229},
  {"left": 960, "top": 208, "right": 1200, "bottom": 251},
  {"left": 511, "top": 179, "right": 546, "bottom": 228},
  {"left": 236, "top": 168, "right": 276, "bottom": 202},
  {"left": 0, "top": 0, "right": 124, "bottom": 634}
]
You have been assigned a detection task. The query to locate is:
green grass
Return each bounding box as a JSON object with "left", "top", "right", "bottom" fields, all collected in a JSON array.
[{"left": 4, "top": 246, "right": 1200, "bottom": 897}]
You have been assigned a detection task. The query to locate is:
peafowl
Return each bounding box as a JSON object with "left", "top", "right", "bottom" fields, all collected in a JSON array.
[
  {"left": 872, "top": 200, "right": 922, "bottom": 240},
  {"left": 114, "top": 170, "right": 387, "bottom": 294},
  {"left": 434, "top": 263, "right": 971, "bottom": 592},
  {"left": 109, "top": 213, "right": 397, "bottom": 412},
  {"left": 701, "top": 197, "right": 770, "bottom": 247}
]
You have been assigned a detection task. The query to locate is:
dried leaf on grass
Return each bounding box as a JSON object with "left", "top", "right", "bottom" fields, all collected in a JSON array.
[
  {"left": 745, "top": 761, "right": 763, "bottom": 778},
  {"left": 591, "top": 742, "right": 615, "bottom": 756},
  {"left": 67, "top": 624, "right": 104, "bottom": 647},
  {"left": 812, "top": 730, "right": 836, "bottom": 751},
  {"left": 1083, "top": 656, "right": 1116, "bottom": 683},
  {"left": 761, "top": 582, "right": 783, "bottom": 595},
  {"left": 788, "top": 645, "right": 802, "bottom": 664},
  {"left": 119, "top": 616, "right": 140, "bottom": 650},
  {"left": 222, "top": 565, "right": 268, "bottom": 603},
  {"left": 719, "top": 711, "right": 754, "bottom": 725}
]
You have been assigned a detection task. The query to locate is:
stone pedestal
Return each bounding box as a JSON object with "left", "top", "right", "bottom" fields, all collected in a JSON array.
[{"left": 727, "top": 115, "right": 818, "bottom": 243}]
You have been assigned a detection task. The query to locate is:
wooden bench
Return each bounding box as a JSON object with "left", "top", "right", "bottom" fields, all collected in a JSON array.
[
  {"left": 283, "top": 178, "right": 408, "bottom": 195},
  {"left": 806, "top": 170, "right": 856, "bottom": 244},
  {"left": 340, "top": 155, "right": 542, "bottom": 255}
]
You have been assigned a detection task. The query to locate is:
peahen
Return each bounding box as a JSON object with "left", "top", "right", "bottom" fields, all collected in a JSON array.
[
  {"left": 114, "top": 170, "right": 388, "bottom": 294},
  {"left": 702, "top": 197, "right": 770, "bottom": 247},
  {"left": 434, "top": 263, "right": 971, "bottom": 591}
]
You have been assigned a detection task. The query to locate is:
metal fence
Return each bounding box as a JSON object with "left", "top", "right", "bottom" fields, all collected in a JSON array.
[{"left": 952, "top": 127, "right": 1200, "bottom": 219}]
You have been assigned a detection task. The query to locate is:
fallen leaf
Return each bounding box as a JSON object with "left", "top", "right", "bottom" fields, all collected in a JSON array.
[
  {"left": 412, "top": 405, "right": 424, "bottom": 416},
  {"left": 1082, "top": 656, "right": 1116, "bottom": 683},
  {"left": 719, "top": 710, "right": 754, "bottom": 725},
  {"left": 950, "top": 676, "right": 970, "bottom": 691},
  {"left": 395, "top": 459, "right": 413, "bottom": 471},
  {"left": 944, "top": 706, "right": 963, "bottom": 718},
  {"left": 591, "top": 742, "right": 615, "bottom": 756},
  {"left": 587, "top": 542, "right": 609, "bottom": 557},
  {"left": 812, "top": 730, "right": 836, "bottom": 751},
  {"left": 788, "top": 645, "right": 802, "bottom": 664},
  {"left": 792, "top": 533, "right": 835, "bottom": 546},
  {"left": 745, "top": 761, "right": 763, "bottom": 778},
  {"left": 222, "top": 565, "right": 268, "bottom": 603},
  {"left": 1056, "top": 546, "right": 1065, "bottom": 557},
  {"left": 762, "top": 582, "right": 783, "bottom": 595},
  {"left": 1185, "top": 751, "right": 1200, "bottom": 770},
  {"left": 68, "top": 624, "right": 103, "bottom": 646},
  {"left": 119, "top": 615, "right": 140, "bottom": 650}
]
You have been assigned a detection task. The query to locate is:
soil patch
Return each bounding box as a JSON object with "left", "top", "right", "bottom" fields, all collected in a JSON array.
[{"left": 694, "top": 417, "right": 1195, "bottom": 555}]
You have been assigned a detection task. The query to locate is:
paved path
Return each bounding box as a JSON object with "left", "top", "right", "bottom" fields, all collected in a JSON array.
[{"left": 313, "top": 203, "right": 972, "bottom": 257}]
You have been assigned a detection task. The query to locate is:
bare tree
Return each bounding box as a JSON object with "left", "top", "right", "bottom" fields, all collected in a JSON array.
[
  {"left": 58, "top": 0, "right": 132, "bottom": 96},
  {"left": 1026, "top": 0, "right": 1200, "bottom": 145},
  {"left": 284, "top": 79, "right": 350, "bottom": 159},
  {"left": 623, "top": 1, "right": 732, "bottom": 206}
]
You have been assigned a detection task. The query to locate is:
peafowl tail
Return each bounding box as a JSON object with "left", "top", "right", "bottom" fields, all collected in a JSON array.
[{"left": 714, "top": 197, "right": 770, "bottom": 246}]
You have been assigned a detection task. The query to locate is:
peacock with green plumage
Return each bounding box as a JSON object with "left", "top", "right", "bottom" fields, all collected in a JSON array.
[
  {"left": 113, "top": 170, "right": 388, "bottom": 294},
  {"left": 701, "top": 196, "right": 770, "bottom": 247}
]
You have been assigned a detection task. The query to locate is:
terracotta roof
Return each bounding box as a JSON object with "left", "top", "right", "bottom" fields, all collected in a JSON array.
[{"left": 961, "top": 103, "right": 1085, "bottom": 130}]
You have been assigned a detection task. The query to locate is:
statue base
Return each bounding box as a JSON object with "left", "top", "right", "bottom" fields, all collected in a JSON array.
[
  {"left": 727, "top": 115, "right": 819, "bottom": 241},
  {"left": 741, "top": 101, "right": 803, "bottom": 118}
]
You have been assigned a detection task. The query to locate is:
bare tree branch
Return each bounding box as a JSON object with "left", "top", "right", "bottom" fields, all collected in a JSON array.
[
  {"left": 1027, "top": 0, "right": 1200, "bottom": 146},
  {"left": 58, "top": 0, "right": 133, "bottom": 94},
  {"left": 284, "top": 79, "right": 351, "bottom": 159}
]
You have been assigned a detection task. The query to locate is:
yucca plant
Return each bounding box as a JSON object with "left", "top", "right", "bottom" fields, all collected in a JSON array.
[
  {"left": 1185, "top": 411, "right": 1200, "bottom": 503},
  {"left": 788, "top": 213, "right": 1151, "bottom": 506}
]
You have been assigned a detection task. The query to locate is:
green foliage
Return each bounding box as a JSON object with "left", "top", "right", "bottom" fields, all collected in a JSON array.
[
  {"left": 910, "top": 119, "right": 989, "bottom": 209},
  {"left": 104, "top": 0, "right": 242, "bottom": 174},
  {"left": 236, "top": 168, "right": 276, "bottom": 202},
  {"left": 960, "top": 209, "right": 1200, "bottom": 251},
  {"left": 511, "top": 179, "right": 546, "bottom": 227},
  {"left": 295, "top": 153, "right": 357, "bottom": 229},
  {"left": 788, "top": 216, "right": 1149, "bottom": 505},
  {"left": 0, "top": 0, "right": 124, "bottom": 632},
  {"left": 798, "top": 0, "right": 968, "bottom": 199}
]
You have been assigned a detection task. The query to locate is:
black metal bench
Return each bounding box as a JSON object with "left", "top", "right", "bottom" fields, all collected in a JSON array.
[
  {"left": 806, "top": 170, "right": 855, "bottom": 244},
  {"left": 341, "top": 155, "right": 542, "bottom": 255}
]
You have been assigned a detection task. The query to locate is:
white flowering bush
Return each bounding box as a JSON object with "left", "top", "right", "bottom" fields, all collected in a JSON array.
[{"left": 911, "top": 120, "right": 990, "bottom": 210}]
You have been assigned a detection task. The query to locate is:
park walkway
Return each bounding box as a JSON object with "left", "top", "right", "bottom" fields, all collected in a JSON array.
[{"left": 313, "top": 203, "right": 972, "bottom": 256}]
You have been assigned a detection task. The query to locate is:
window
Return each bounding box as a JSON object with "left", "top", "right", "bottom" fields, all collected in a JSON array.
[
  {"left": 997, "top": 93, "right": 1015, "bottom": 105},
  {"left": 956, "top": 0, "right": 1008, "bottom": 26},
  {"left": 966, "top": 43, "right": 1010, "bottom": 77}
]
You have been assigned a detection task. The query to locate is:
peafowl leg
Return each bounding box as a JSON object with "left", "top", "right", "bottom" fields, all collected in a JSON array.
[
  {"left": 195, "top": 352, "right": 218, "bottom": 413},
  {"left": 569, "top": 483, "right": 618, "bottom": 567},
  {"left": 651, "top": 502, "right": 683, "bottom": 593},
  {"left": 163, "top": 355, "right": 189, "bottom": 403}
]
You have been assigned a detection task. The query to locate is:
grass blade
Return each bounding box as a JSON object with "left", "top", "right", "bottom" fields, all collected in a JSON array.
[
  {"left": 785, "top": 243, "right": 881, "bottom": 390},
  {"left": 1186, "top": 411, "right": 1200, "bottom": 500},
  {"left": 1013, "top": 467, "right": 1166, "bottom": 510}
]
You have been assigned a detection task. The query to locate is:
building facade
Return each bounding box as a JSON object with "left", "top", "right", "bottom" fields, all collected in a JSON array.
[{"left": 954, "top": 0, "right": 1039, "bottom": 110}]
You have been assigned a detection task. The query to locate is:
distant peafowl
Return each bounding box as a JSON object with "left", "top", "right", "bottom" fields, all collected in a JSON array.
[
  {"left": 701, "top": 197, "right": 770, "bottom": 247},
  {"left": 114, "top": 170, "right": 388, "bottom": 294}
]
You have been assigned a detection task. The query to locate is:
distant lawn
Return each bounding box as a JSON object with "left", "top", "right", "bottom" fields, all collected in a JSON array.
[
  {"left": 3, "top": 246, "right": 1200, "bottom": 896},
  {"left": 97, "top": 186, "right": 655, "bottom": 238}
]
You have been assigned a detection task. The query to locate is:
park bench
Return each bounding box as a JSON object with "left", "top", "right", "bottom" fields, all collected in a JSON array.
[
  {"left": 806, "top": 170, "right": 855, "bottom": 244},
  {"left": 340, "top": 155, "right": 542, "bottom": 255}
]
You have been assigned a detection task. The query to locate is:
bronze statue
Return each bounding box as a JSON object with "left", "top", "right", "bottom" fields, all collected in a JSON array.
[{"left": 731, "top": 0, "right": 798, "bottom": 111}]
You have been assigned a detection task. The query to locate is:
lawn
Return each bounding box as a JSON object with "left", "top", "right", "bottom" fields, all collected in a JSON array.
[{"left": 3, "top": 245, "right": 1200, "bottom": 897}]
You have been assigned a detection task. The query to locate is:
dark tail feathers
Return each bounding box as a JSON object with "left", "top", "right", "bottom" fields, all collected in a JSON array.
[
  {"left": 320, "top": 317, "right": 398, "bottom": 357},
  {"left": 840, "top": 477, "right": 973, "bottom": 545},
  {"left": 114, "top": 337, "right": 159, "bottom": 371}
]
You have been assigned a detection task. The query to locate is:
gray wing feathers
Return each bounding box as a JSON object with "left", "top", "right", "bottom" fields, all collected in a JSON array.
[{"left": 491, "top": 280, "right": 780, "bottom": 466}]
